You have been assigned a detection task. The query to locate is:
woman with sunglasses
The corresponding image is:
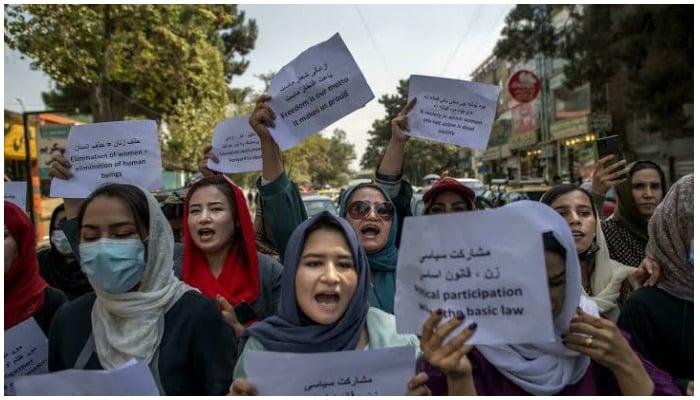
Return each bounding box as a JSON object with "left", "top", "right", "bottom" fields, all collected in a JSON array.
[{"left": 225, "top": 96, "right": 417, "bottom": 314}]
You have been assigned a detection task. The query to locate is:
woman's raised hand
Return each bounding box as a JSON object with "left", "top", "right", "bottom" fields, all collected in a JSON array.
[
  {"left": 420, "top": 309, "right": 476, "bottom": 380},
  {"left": 197, "top": 145, "right": 221, "bottom": 178},
  {"left": 390, "top": 97, "right": 417, "bottom": 145},
  {"left": 564, "top": 307, "right": 653, "bottom": 395},
  {"left": 249, "top": 95, "right": 276, "bottom": 143},
  {"left": 228, "top": 378, "right": 258, "bottom": 396},
  {"left": 406, "top": 372, "right": 431, "bottom": 396},
  {"left": 591, "top": 155, "right": 628, "bottom": 196}
]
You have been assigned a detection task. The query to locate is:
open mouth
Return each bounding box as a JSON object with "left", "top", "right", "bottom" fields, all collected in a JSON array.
[
  {"left": 571, "top": 231, "right": 585, "bottom": 240},
  {"left": 198, "top": 228, "right": 215, "bottom": 240},
  {"left": 315, "top": 293, "right": 340, "bottom": 311},
  {"left": 360, "top": 224, "right": 380, "bottom": 238}
]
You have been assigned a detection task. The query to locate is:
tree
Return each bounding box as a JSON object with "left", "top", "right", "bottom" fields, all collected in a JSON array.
[
  {"left": 360, "top": 80, "right": 460, "bottom": 185},
  {"left": 5, "top": 4, "right": 257, "bottom": 121},
  {"left": 493, "top": 5, "right": 693, "bottom": 137},
  {"left": 612, "top": 5, "right": 693, "bottom": 139},
  {"left": 160, "top": 96, "right": 226, "bottom": 172}
]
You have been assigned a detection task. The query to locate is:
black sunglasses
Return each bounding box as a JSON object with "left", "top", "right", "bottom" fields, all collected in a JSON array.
[{"left": 346, "top": 200, "right": 394, "bottom": 221}]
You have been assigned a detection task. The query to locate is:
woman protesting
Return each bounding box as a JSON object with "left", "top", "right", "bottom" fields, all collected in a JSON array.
[
  {"left": 229, "top": 211, "right": 428, "bottom": 396},
  {"left": 420, "top": 201, "right": 680, "bottom": 395},
  {"left": 183, "top": 175, "right": 283, "bottom": 336},
  {"left": 48, "top": 184, "right": 235, "bottom": 395}
]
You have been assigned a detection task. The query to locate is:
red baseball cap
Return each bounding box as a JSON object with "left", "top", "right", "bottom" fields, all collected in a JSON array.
[{"left": 422, "top": 177, "right": 476, "bottom": 210}]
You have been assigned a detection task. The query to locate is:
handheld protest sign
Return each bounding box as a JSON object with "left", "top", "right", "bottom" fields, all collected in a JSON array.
[
  {"left": 267, "top": 33, "right": 374, "bottom": 150},
  {"left": 394, "top": 206, "right": 554, "bottom": 345},
  {"left": 407, "top": 74, "right": 500, "bottom": 150},
  {"left": 246, "top": 346, "right": 415, "bottom": 396},
  {"left": 208, "top": 116, "right": 263, "bottom": 174},
  {"left": 4, "top": 181, "right": 27, "bottom": 211},
  {"left": 4, "top": 318, "right": 49, "bottom": 394},
  {"left": 49, "top": 120, "right": 163, "bottom": 198}
]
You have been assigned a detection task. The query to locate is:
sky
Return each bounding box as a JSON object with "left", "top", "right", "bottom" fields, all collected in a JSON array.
[{"left": 3, "top": 4, "right": 514, "bottom": 171}]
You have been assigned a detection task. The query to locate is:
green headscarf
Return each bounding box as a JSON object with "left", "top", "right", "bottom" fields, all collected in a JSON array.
[{"left": 612, "top": 160, "right": 666, "bottom": 242}]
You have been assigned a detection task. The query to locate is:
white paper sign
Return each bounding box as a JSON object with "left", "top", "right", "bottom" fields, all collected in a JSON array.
[
  {"left": 268, "top": 33, "right": 374, "bottom": 150},
  {"left": 12, "top": 359, "right": 159, "bottom": 396},
  {"left": 394, "top": 207, "right": 553, "bottom": 345},
  {"left": 4, "top": 318, "right": 49, "bottom": 394},
  {"left": 246, "top": 346, "right": 415, "bottom": 396},
  {"left": 4, "top": 181, "right": 27, "bottom": 211},
  {"left": 407, "top": 74, "right": 501, "bottom": 150},
  {"left": 49, "top": 120, "right": 163, "bottom": 198},
  {"left": 208, "top": 116, "right": 262, "bottom": 173}
]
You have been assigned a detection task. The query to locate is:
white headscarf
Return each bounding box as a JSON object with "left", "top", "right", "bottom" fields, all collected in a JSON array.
[
  {"left": 588, "top": 214, "right": 638, "bottom": 321},
  {"left": 91, "top": 185, "right": 195, "bottom": 369},
  {"left": 477, "top": 201, "right": 598, "bottom": 395}
]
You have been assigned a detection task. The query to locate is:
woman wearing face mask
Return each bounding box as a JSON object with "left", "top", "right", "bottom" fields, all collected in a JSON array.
[
  {"left": 37, "top": 203, "right": 93, "bottom": 300},
  {"left": 200, "top": 96, "right": 415, "bottom": 314},
  {"left": 183, "top": 175, "right": 283, "bottom": 337},
  {"left": 419, "top": 201, "right": 680, "bottom": 395},
  {"left": 48, "top": 184, "right": 235, "bottom": 395},
  {"left": 540, "top": 185, "right": 637, "bottom": 321},
  {"left": 618, "top": 174, "right": 694, "bottom": 395},
  {"left": 229, "top": 211, "right": 428, "bottom": 396},
  {"left": 5, "top": 201, "right": 68, "bottom": 335}
]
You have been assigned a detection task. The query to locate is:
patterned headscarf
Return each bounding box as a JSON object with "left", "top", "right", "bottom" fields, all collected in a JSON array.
[{"left": 647, "top": 174, "right": 693, "bottom": 302}]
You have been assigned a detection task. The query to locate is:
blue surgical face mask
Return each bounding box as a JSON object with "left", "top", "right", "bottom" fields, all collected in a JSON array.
[
  {"left": 51, "top": 230, "right": 74, "bottom": 256},
  {"left": 689, "top": 240, "right": 694, "bottom": 268},
  {"left": 79, "top": 238, "right": 146, "bottom": 294}
]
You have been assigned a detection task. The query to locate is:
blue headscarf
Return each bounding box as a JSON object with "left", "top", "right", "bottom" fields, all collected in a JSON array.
[
  {"left": 239, "top": 211, "right": 370, "bottom": 353},
  {"left": 338, "top": 183, "right": 398, "bottom": 313}
]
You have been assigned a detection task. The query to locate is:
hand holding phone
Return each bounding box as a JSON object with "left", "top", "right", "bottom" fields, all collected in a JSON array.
[
  {"left": 596, "top": 135, "right": 624, "bottom": 163},
  {"left": 591, "top": 136, "right": 628, "bottom": 196}
]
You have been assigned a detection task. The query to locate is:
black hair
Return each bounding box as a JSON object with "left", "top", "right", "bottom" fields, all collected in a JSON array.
[
  {"left": 186, "top": 175, "right": 237, "bottom": 215},
  {"left": 78, "top": 183, "right": 150, "bottom": 239},
  {"left": 539, "top": 184, "right": 597, "bottom": 221},
  {"left": 629, "top": 160, "right": 667, "bottom": 194},
  {"left": 49, "top": 203, "right": 66, "bottom": 231},
  {"left": 543, "top": 231, "right": 566, "bottom": 259}
]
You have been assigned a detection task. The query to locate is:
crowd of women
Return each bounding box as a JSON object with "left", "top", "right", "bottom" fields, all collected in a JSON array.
[{"left": 4, "top": 95, "right": 693, "bottom": 396}]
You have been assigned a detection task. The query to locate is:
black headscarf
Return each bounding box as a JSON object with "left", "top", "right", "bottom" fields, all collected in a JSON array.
[{"left": 37, "top": 204, "right": 92, "bottom": 300}]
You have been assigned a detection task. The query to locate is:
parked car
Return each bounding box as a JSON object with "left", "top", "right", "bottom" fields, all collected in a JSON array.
[
  {"left": 456, "top": 178, "right": 487, "bottom": 197},
  {"left": 302, "top": 195, "right": 338, "bottom": 218},
  {"left": 411, "top": 194, "right": 426, "bottom": 216}
]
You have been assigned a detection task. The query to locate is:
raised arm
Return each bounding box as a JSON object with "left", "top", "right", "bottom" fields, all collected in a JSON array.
[
  {"left": 249, "top": 96, "right": 307, "bottom": 259},
  {"left": 48, "top": 149, "right": 84, "bottom": 254}
]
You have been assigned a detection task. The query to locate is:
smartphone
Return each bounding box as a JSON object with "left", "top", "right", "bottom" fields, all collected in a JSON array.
[
  {"left": 595, "top": 135, "right": 624, "bottom": 162},
  {"left": 234, "top": 301, "right": 258, "bottom": 325}
]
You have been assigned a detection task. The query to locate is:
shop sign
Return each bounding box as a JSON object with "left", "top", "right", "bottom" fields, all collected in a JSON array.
[
  {"left": 550, "top": 116, "right": 588, "bottom": 140},
  {"left": 508, "top": 70, "right": 541, "bottom": 103},
  {"left": 509, "top": 128, "right": 538, "bottom": 149}
]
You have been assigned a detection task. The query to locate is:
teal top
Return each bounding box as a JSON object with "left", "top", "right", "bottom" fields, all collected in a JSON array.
[{"left": 233, "top": 307, "right": 420, "bottom": 380}]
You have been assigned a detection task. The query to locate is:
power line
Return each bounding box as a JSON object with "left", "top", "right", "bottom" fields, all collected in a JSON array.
[
  {"left": 354, "top": 5, "right": 393, "bottom": 80},
  {"left": 440, "top": 4, "right": 484, "bottom": 76},
  {"left": 460, "top": 6, "right": 513, "bottom": 81}
]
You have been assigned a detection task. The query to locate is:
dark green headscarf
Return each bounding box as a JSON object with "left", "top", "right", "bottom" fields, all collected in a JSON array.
[{"left": 612, "top": 160, "right": 666, "bottom": 242}]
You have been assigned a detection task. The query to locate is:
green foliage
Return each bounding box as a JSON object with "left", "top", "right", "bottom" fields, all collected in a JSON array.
[
  {"left": 161, "top": 96, "right": 226, "bottom": 172},
  {"left": 282, "top": 129, "right": 355, "bottom": 188},
  {"left": 5, "top": 4, "right": 257, "bottom": 121},
  {"left": 494, "top": 4, "right": 693, "bottom": 138},
  {"left": 360, "top": 80, "right": 460, "bottom": 185}
]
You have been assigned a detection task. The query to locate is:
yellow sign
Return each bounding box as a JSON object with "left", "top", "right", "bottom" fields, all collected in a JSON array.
[{"left": 4, "top": 124, "right": 37, "bottom": 160}]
